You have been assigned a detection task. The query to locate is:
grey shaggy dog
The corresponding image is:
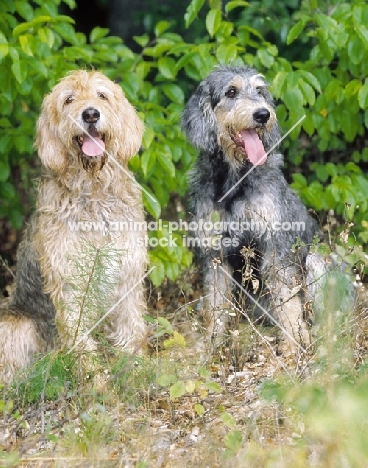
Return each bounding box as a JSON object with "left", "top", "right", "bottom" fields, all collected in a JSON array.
[{"left": 182, "top": 65, "right": 322, "bottom": 350}]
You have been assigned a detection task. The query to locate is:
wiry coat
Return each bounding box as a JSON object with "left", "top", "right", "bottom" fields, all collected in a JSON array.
[
  {"left": 182, "top": 66, "right": 321, "bottom": 348},
  {"left": 0, "top": 71, "right": 147, "bottom": 382}
]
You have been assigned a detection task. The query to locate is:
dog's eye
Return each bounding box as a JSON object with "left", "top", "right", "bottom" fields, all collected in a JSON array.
[
  {"left": 225, "top": 87, "right": 237, "bottom": 98},
  {"left": 98, "top": 92, "right": 107, "bottom": 100},
  {"left": 255, "top": 86, "right": 264, "bottom": 96},
  {"left": 65, "top": 95, "right": 74, "bottom": 104}
]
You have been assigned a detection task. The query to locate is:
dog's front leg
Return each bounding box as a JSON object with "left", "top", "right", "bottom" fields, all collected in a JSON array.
[
  {"left": 202, "top": 256, "right": 234, "bottom": 345},
  {"left": 263, "top": 261, "right": 311, "bottom": 352}
]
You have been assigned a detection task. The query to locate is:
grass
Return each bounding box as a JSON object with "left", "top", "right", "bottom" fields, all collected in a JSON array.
[{"left": 1, "top": 264, "right": 368, "bottom": 467}]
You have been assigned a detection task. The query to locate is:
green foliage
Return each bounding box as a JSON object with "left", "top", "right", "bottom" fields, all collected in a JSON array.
[
  {"left": 13, "top": 352, "right": 77, "bottom": 405},
  {"left": 154, "top": 325, "right": 221, "bottom": 408},
  {"left": 109, "top": 354, "right": 156, "bottom": 406},
  {"left": 61, "top": 404, "right": 118, "bottom": 458},
  {"left": 64, "top": 241, "right": 124, "bottom": 344},
  {"left": 1, "top": 0, "right": 368, "bottom": 284}
]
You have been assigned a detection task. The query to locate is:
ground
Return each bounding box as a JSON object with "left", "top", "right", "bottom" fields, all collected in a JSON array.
[{"left": 1, "top": 222, "right": 368, "bottom": 467}]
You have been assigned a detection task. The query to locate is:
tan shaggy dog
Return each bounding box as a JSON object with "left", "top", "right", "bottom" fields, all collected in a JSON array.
[{"left": 0, "top": 70, "right": 147, "bottom": 383}]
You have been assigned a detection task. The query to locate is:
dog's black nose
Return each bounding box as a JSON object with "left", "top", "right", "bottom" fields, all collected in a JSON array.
[
  {"left": 82, "top": 107, "right": 100, "bottom": 124},
  {"left": 253, "top": 108, "right": 270, "bottom": 124}
]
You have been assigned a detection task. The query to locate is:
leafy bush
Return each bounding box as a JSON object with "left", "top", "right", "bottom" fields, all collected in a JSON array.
[{"left": 1, "top": 0, "right": 367, "bottom": 285}]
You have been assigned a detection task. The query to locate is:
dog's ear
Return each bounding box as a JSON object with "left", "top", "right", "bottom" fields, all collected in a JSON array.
[
  {"left": 112, "top": 86, "right": 144, "bottom": 164},
  {"left": 181, "top": 80, "right": 218, "bottom": 153},
  {"left": 35, "top": 95, "right": 67, "bottom": 173}
]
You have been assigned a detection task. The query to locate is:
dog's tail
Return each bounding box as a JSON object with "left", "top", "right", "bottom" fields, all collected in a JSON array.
[{"left": 0, "top": 310, "right": 45, "bottom": 384}]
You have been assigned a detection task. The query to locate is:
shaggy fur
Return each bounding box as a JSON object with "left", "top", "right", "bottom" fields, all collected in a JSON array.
[
  {"left": 0, "top": 70, "right": 147, "bottom": 383},
  {"left": 182, "top": 65, "right": 322, "bottom": 349}
]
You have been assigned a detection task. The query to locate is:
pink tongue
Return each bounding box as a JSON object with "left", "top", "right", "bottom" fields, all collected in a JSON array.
[
  {"left": 240, "top": 129, "right": 267, "bottom": 165},
  {"left": 82, "top": 134, "right": 105, "bottom": 157}
]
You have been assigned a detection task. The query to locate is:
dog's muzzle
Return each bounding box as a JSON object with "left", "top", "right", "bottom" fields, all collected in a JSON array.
[{"left": 75, "top": 107, "right": 105, "bottom": 158}]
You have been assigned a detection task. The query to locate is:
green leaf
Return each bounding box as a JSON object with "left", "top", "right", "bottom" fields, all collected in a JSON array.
[
  {"left": 164, "top": 330, "right": 186, "bottom": 348},
  {"left": 292, "top": 172, "right": 307, "bottom": 187},
  {"left": 224, "top": 430, "right": 242, "bottom": 452},
  {"left": 298, "top": 71, "right": 321, "bottom": 93},
  {"left": 287, "top": 19, "right": 307, "bottom": 45},
  {"left": 9, "top": 210, "right": 23, "bottom": 229},
  {"left": 216, "top": 44, "right": 238, "bottom": 63},
  {"left": 157, "top": 56, "right": 176, "bottom": 79},
  {"left": 170, "top": 380, "right": 186, "bottom": 400},
  {"left": 156, "top": 316, "right": 173, "bottom": 334},
  {"left": 204, "top": 381, "right": 222, "bottom": 393},
  {"left": 345, "top": 79, "right": 361, "bottom": 98},
  {"left": 210, "top": 210, "right": 221, "bottom": 223},
  {"left": 13, "top": 21, "right": 34, "bottom": 37},
  {"left": 185, "top": 380, "right": 196, "bottom": 393},
  {"left": 347, "top": 36, "right": 364, "bottom": 65},
  {"left": 155, "top": 21, "right": 171, "bottom": 37},
  {"left": 62, "top": 0, "right": 76, "bottom": 8},
  {"left": 194, "top": 403, "right": 205, "bottom": 416},
  {"left": 184, "top": 0, "right": 206, "bottom": 27},
  {"left": 341, "top": 109, "right": 357, "bottom": 142},
  {"left": 316, "top": 14, "right": 339, "bottom": 37},
  {"left": 221, "top": 411, "right": 236, "bottom": 428},
  {"left": 53, "top": 23, "right": 79, "bottom": 45},
  {"left": 52, "top": 15, "right": 75, "bottom": 24},
  {"left": 142, "top": 185, "right": 161, "bottom": 219},
  {"left": 19, "top": 34, "right": 33, "bottom": 56},
  {"left": 142, "top": 126, "right": 155, "bottom": 149},
  {"left": 0, "top": 159, "right": 10, "bottom": 181},
  {"left": 134, "top": 34, "right": 150, "bottom": 47},
  {"left": 225, "top": 1, "right": 249, "bottom": 13},
  {"left": 37, "top": 28, "right": 54, "bottom": 48},
  {"left": 90, "top": 27, "right": 109, "bottom": 43},
  {"left": 298, "top": 78, "right": 315, "bottom": 106},
  {"left": 358, "top": 80, "right": 368, "bottom": 109},
  {"left": 157, "top": 152, "right": 175, "bottom": 178},
  {"left": 302, "top": 113, "right": 314, "bottom": 136},
  {"left": 15, "top": 1, "right": 34, "bottom": 20},
  {"left": 0, "top": 32, "right": 9, "bottom": 59},
  {"left": 198, "top": 367, "right": 210, "bottom": 379},
  {"left": 257, "top": 48, "right": 274, "bottom": 67},
  {"left": 283, "top": 86, "right": 304, "bottom": 110},
  {"left": 0, "top": 181, "right": 16, "bottom": 199},
  {"left": 141, "top": 149, "right": 156, "bottom": 177},
  {"left": 162, "top": 84, "right": 184, "bottom": 104},
  {"left": 314, "top": 164, "right": 329, "bottom": 182},
  {"left": 149, "top": 259, "right": 165, "bottom": 286},
  {"left": 356, "top": 25, "right": 368, "bottom": 46},
  {"left": 316, "top": 243, "right": 331, "bottom": 256},
  {"left": 157, "top": 374, "right": 177, "bottom": 386},
  {"left": 11, "top": 59, "right": 27, "bottom": 83},
  {"left": 206, "top": 9, "right": 222, "bottom": 37},
  {"left": 271, "top": 71, "right": 288, "bottom": 97},
  {"left": 217, "top": 21, "right": 234, "bottom": 38}
]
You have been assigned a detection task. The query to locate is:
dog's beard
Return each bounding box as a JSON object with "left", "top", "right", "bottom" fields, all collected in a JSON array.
[
  {"left": 74, "top": 128, "right": 107, "bottom": 174},
  {"left": 79, "top": 153, "right": 108, "bottom": 174}
]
